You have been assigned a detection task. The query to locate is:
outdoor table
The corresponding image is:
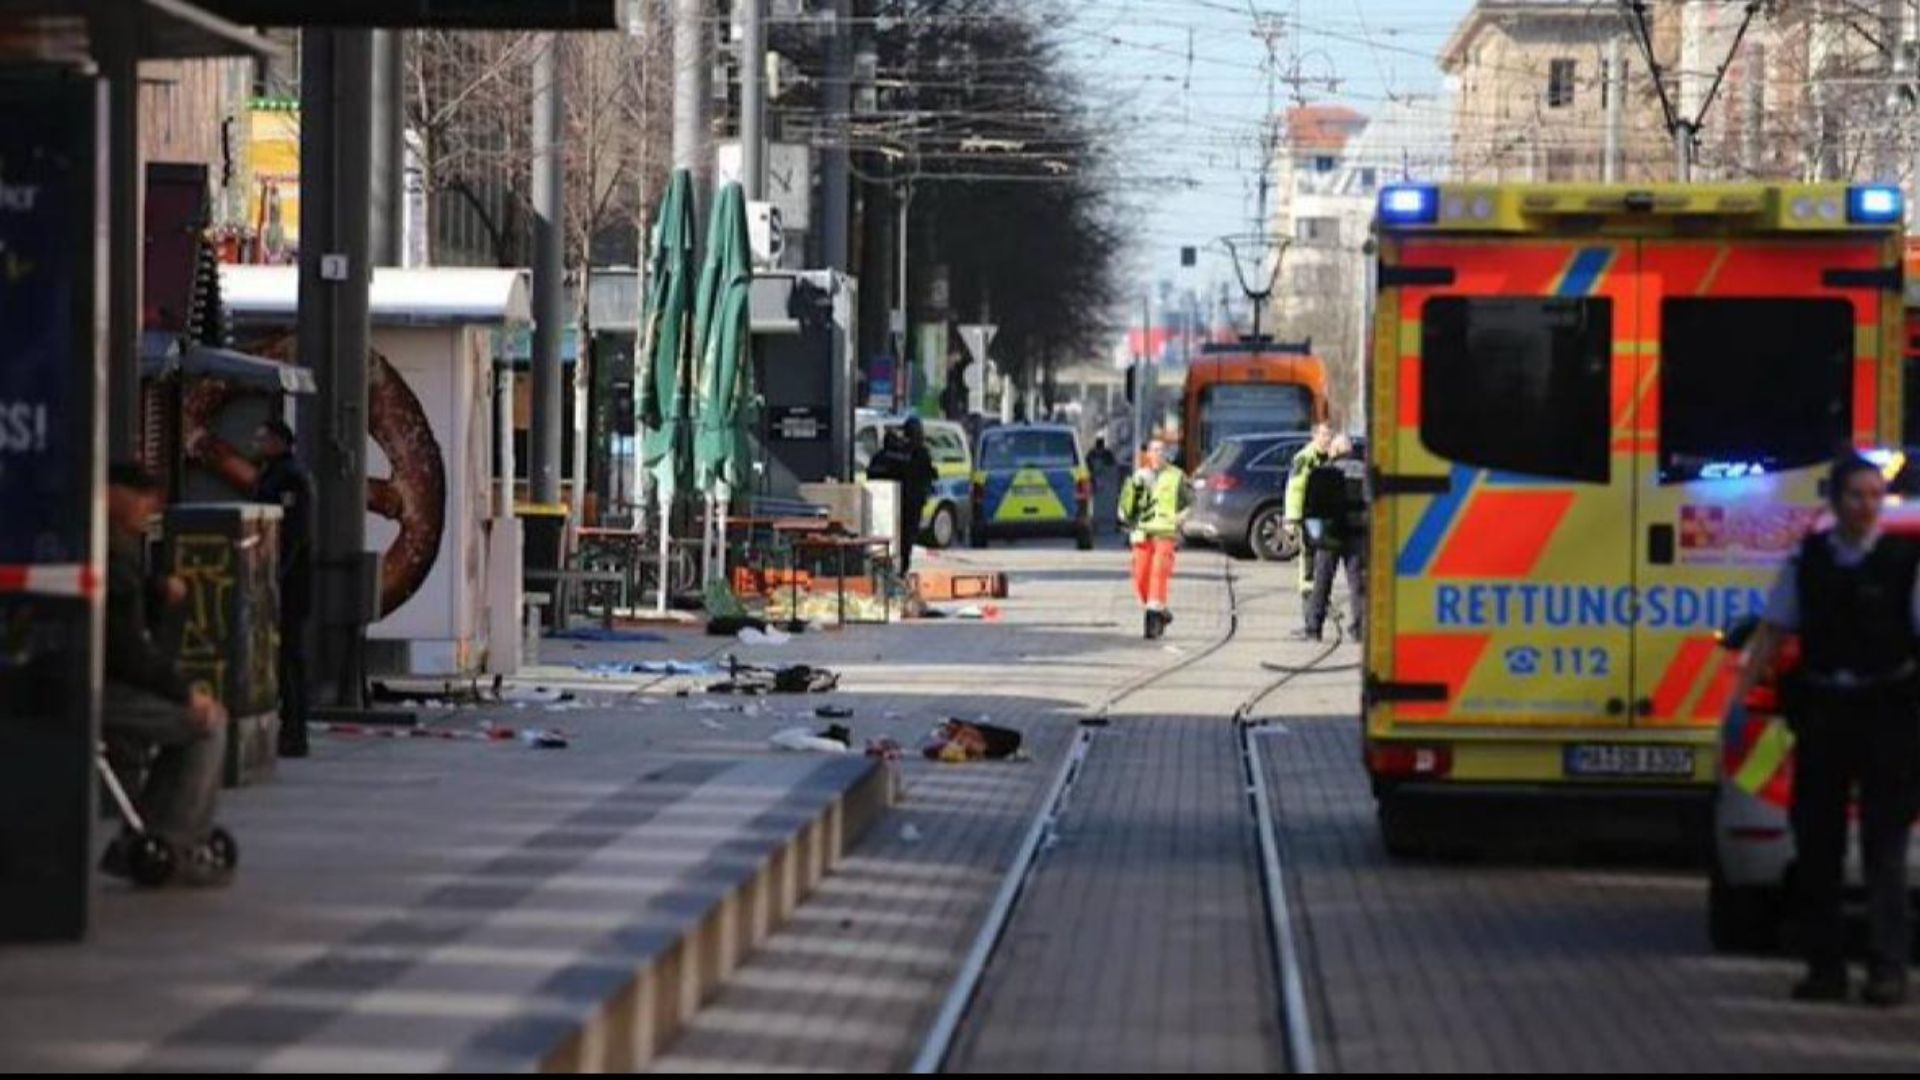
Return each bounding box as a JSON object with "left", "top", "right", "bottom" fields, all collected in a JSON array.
[
  {"left": 576, "top": 526, "right": 647, "bottom": 600},
  {"left": 784, "top": 534, "right": 896, "bottom": 626}
]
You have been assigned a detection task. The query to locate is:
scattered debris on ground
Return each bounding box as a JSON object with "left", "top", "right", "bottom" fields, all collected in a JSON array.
[
  {"left": 922, "top": 718, "right": 1023, "bottom": 762},
  {"left": 544, "top": 626, "right": 668, "bottom": 644}
]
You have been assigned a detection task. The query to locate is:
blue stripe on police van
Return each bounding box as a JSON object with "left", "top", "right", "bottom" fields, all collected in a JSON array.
[{"left": 1396, "top": 463, "right": 1479, "bottom": 577}]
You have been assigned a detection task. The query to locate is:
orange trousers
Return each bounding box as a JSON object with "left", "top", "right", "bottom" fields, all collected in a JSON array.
[{"left": 1131, "top": 538, "right": 1177, "bottom": 608}]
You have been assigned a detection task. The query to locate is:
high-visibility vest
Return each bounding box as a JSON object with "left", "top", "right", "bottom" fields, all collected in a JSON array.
[{"left": 1120, "top": 466, "right": 1188, "bottom": 538}]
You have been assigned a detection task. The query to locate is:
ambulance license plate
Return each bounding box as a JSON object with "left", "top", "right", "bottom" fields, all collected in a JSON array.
[{"left": 1564, "top": 745, "right": 1695, "bottom": 778}]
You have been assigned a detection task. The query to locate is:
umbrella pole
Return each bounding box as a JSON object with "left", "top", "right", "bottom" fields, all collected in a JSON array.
[
  {"left": 717, "top": 481, "right": 731, "bottom": 592},
  {"left": 656, "top": 493, "right": 672, "bottom": 615}
]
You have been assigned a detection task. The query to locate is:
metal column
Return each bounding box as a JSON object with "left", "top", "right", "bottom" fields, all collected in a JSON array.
[
  {"left": 822, "top": 0, "right": 851, "bottom": 272},
  {"left": 97, "top": 13, "right": 141, "bottom": 463},
  {"left": 530, "top": 35, "right": 565, "bottom": 506},
  {"left": 740, "top": 0, "right": 766, "bottom": 201},
  {"left": 299, "top": 29, "right": 378, "bottom": 709}
]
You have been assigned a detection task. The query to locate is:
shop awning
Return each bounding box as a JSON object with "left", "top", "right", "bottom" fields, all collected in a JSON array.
[{"left": 142, "top": 332, "right": 316, "bottom": 394}]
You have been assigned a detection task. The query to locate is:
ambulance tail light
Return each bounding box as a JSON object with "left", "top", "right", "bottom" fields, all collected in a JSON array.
[
  {"left": 1205, "top": 472, "right": 1240, "bottom": 492},
  {"left": 1379, "top": 184, "right": 1440, "bottom": 225},
  {"left": 1848, "top": 184, "right": 1905, "bottom": 224},
  {"left": 1367, "top": 743, "right": 1453, "bottom": 779}
]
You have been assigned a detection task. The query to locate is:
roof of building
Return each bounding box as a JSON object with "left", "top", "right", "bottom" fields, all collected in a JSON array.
[
  {"left": 1440, "top": 0, "right": 1616, "bottom": 71},
  {"left": 1284, "top": 104, "right": 1368, "bottom": 152}
]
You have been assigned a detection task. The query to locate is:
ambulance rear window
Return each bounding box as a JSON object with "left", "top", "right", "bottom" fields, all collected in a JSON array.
[
  {"left": 1659, "top": 298, "right": 1853, "bottom": 484},
  {"left": 1420, "top": 296, "right": 1613, "bottom": 483}
]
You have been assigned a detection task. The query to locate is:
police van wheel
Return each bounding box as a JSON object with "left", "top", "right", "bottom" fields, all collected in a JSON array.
[
  {"left": 1708, "top": 866, "right": 1780, "bottom": 953},
  {"left": 929, "top": 504, "right": 958, "bottom": 549},
  {"left": 1250, "top": 507, "right": 1297, "bottom": 562}
]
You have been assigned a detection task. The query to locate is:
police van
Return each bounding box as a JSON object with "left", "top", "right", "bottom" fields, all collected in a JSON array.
[{"left": 1364, "top": 182, "right": 1908, "bottom": 854}]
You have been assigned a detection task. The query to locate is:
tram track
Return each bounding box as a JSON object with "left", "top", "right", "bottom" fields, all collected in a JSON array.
[{"left": 911, "top": 554, "right": 1341, "bottom": 1074}]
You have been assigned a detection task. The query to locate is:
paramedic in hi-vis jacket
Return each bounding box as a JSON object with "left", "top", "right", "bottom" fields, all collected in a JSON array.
[
  {"left": 1737, "top": 454, "right": 1920, "bottom": 1007},
  {"left": 1119, "top": 438, "right": 1189, "bottom": 640}
]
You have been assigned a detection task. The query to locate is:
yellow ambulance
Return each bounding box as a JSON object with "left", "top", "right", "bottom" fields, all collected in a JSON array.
[{"left": 1365, "top": 182, "right": 1907, "bottom": 853}]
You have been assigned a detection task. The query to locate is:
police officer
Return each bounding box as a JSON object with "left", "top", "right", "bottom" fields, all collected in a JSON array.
[
  {"left": 1739, "top": 454, "right": 1920, "bottom": 1006},
  {"left": 250, "top": 420, "right": 314, "bottom": 759},
  {"left": 1285, "top": 423, "right": 1336, "bottom": 598},
  {"left": 1299, "top": 434, "right": 1367, "bottom": 642}
]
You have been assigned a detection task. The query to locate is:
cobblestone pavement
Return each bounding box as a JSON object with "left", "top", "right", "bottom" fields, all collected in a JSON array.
[{"left": 1260, "top": 695, "right": 1920, "bottom": 1072}]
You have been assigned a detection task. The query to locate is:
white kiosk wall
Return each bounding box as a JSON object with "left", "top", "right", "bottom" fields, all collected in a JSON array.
[{"left": 222, "top": 266, "right": 529, "bottom": 677}]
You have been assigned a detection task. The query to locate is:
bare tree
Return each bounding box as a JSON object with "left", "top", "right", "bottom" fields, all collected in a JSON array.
[{"left": 404, "top": 23, "right": 672, "bottom": 271}]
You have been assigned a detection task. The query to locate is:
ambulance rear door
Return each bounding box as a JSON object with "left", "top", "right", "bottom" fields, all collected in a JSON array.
[
  {"left": 1376, "top": 237, "right": 1637, "bottom": 729},
  {"left": 1629, "top": 237, "right": 1895, "bottom": 737}
]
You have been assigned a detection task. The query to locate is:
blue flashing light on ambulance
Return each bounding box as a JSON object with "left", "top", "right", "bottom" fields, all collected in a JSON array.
[{"left": 1363, "top": 181, "right": 1907, "bottom": 856}]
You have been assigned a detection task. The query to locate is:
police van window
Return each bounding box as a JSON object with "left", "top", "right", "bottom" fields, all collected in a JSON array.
[
  {"left": 927, "top": 429, "right": 968, "bottom": 465},
  {"left": 1659, "top": 298, "right": 1853, "bottom": 484},
  {"left": 980, "top": 430, "right": 1078, "bottom": 470},
  {"left": 854, "top": 426, "right": 881, "bottom": 470},
  {"left": 1420, "top": 297, "right": 1612, "bottom": 483}
]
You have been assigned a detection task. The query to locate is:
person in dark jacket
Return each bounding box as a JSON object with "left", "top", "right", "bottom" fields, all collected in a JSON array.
[
  {"left": 1298, "top": 434, "right": 1368, "bottom": 642},
  {"left": 100, "top": 463, "right": 231, "bottom": 886},
  {"left": 877, "top": 418, "right": 939, "bottom": 576},
  {"left": 1738, "top": 454, "right": 1920, "bottom": 1006},
  {"left": 250, "top": 419, "right": 314, "bottom": 758}
]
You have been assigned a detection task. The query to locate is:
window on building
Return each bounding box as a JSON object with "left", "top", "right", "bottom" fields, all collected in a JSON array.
[
  {"left": 1358, "top": 167, "right": 1378, "bottom": 191},
  {"left": 1659, "top": 299, "right": 1855, "bottom": 483},
  {"left": 1296, "top": 217, "right": 1338, "bottom": 244},
  {"left": 1314, "top": 155, "right": 1337, "bottom": 173},
  {"left": 1421, "top": 297, "right": 1613, "bottom": 483},
  {"left": 1548, "top": 58, "right": 1576, "bottom": 109}
]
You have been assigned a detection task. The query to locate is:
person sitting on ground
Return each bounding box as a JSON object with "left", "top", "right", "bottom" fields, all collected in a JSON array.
[{"left": 99, "top": 463, "right": 233, "bottom": 887}]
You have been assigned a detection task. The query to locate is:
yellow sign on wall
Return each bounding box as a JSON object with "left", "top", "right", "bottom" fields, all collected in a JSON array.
[{"left": 247, "top": 100, "right": 300, "bottom": 255}]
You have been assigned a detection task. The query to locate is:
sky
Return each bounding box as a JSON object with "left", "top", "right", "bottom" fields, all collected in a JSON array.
[{"left": 1054, "top": 0, "right": 1474, "bottom": 319}]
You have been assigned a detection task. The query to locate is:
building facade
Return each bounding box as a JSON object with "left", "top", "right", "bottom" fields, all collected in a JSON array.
[{"left": 1440, "top": 0, "right": 1676, "bottom": 182}]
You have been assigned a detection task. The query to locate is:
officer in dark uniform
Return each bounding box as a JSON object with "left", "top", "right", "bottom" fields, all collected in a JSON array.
[
  {"left": 250, "top": 420, "right": 314, "bottom": 759},
  {"left": 1740, "top": 454, "right": 1920, "bottom": 1006},
  {"left": 1298, "top": 434, "right": 1367, "bottom": 642}
]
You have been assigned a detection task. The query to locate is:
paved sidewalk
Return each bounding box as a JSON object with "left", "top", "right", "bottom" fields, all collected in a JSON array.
[{"left": 1259, "top": 707, "right": 1920, "bottom": 1072}]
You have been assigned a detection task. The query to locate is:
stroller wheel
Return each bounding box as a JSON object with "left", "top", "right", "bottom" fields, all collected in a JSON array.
[
  {"left": 128, "top": 834, "right": 176, "bottom": 887},
  {"left": 206, "top": 827, "right": 239, "bottom": 871}
]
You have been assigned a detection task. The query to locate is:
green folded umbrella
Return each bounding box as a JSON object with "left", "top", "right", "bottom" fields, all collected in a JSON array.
[
  {"left": 693, "top": 182, "right": 756, "bottom": 495},
  {"left": 639, "top": 169, "right": 697, "bottom": 502}
]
